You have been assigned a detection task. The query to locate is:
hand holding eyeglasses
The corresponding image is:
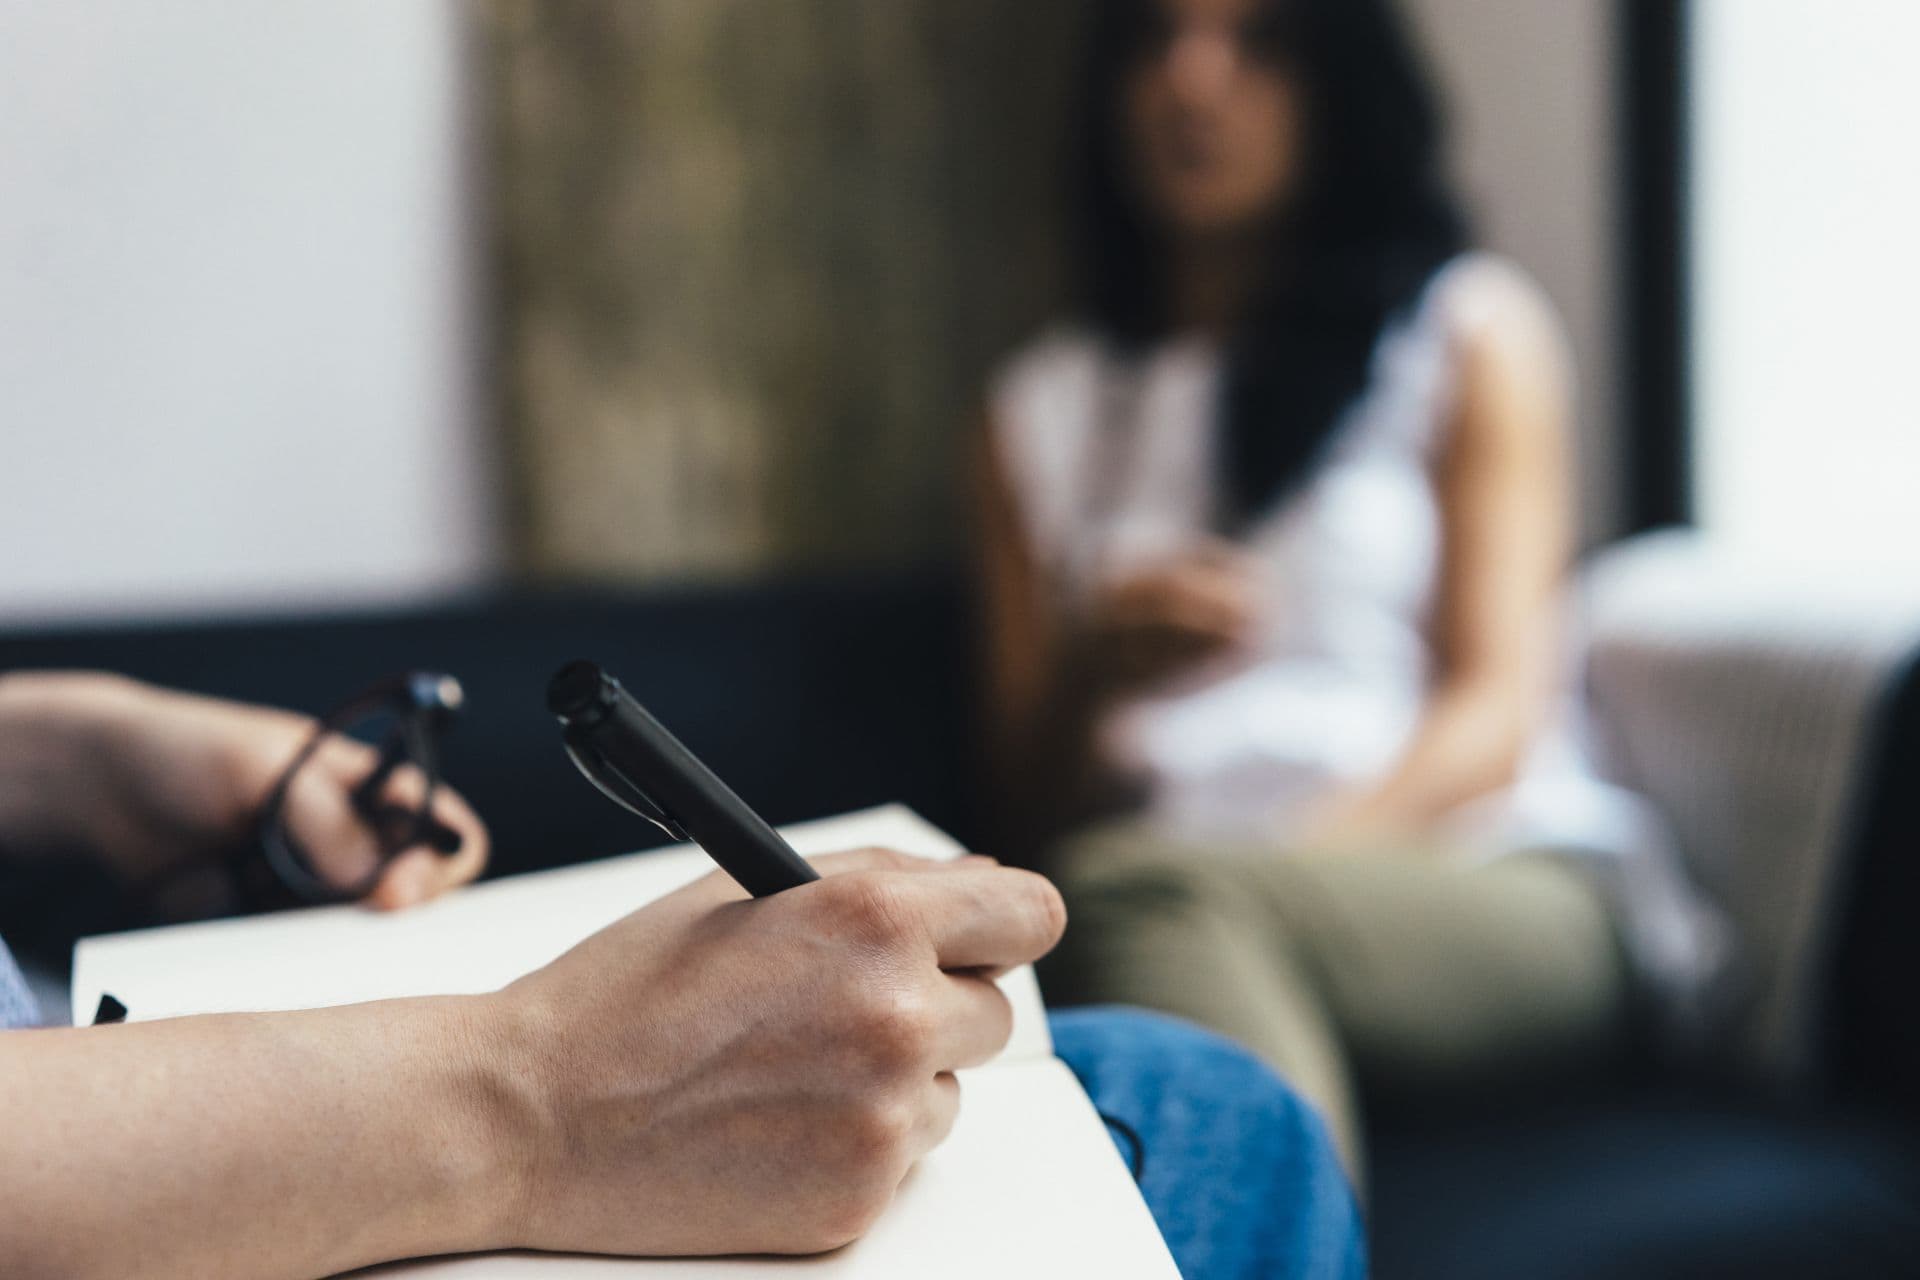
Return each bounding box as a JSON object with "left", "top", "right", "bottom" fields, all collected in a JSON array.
[{"left": 0, "top": 671, "right": 490, "bottom": 914}]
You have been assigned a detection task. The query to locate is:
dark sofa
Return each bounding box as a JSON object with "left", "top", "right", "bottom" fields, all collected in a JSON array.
[{"left": 3, "top": 571, "right": 1917, "bottom": 1278}]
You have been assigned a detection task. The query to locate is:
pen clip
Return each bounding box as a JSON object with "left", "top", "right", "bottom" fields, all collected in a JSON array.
[{"left": 562, "top": 736, "right": 691, "bottom": 844}]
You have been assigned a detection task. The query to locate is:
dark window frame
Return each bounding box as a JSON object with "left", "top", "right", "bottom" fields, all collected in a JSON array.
[{"left": 1619, "top": 0, "right": 1692, "bottom": 532}]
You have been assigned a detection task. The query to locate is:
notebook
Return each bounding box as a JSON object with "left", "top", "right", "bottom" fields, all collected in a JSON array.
[{"left": 70, "top": 805, "right": 1181, "bottom": 1279}]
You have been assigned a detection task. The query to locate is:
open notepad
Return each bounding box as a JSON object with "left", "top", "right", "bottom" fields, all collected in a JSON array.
[{"left": 71, "top": 806, "right": 1180, "bottom": 1279}]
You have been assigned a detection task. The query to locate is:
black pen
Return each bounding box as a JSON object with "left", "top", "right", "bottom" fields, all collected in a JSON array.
[{"left": 547, "top": 660, "right": 820, "bottom": 897}]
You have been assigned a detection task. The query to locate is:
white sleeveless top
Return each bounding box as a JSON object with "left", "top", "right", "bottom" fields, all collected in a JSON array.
[{"left": 991, "top": 253, "right": 1728, "bottom": 1020}]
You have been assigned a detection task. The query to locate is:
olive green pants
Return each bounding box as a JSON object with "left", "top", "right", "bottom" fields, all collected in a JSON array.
[{"left": 1044, "top": 826, "right": 1633, "bottom": 1187}]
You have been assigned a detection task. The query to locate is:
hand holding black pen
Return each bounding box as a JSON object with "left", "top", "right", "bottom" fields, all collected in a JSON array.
[{"left": 547, "top": 660, "right": 821, "bottom": 897}]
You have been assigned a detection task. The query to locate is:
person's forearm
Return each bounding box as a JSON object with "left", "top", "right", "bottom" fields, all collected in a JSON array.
[
  {"left": 0, "top": 995, "right": 530, "bottom": 1280},
  {"left": 0, "top": 671, "right": 110, "bottom": 858},
  {"left": 1346, "top": 678, "right": 1540, "bottom": 830}
]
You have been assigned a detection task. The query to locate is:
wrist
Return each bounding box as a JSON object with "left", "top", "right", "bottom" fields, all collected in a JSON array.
[
  {"left": 455, "top": 990, "right": 558, "bottom": 1253},
  {"left": 0, "top": 671, "right": 128, "bottom": 857},
  {"left": 1295, "top": 785, "right": 1421, "bottom": 851},
  {"left": 321, "top": 993, "right": 553, "bottom": 1265}
]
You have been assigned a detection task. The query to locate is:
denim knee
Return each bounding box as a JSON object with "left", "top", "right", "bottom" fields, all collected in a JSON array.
[{"left": 1051, "top": 1005, "right": 1366, "bottom": 1280}]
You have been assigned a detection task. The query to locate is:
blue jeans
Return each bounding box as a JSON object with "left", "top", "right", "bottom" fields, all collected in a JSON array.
[
  {"left": 0, "top": 936, "right": 37, "bottom": 1030},
  {"left": 1054, "top": 1007, "right": 1366, "bottom": 1280}
]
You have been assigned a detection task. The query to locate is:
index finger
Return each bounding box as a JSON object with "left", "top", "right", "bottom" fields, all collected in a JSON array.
[
  {"left": 893, "top": 866, "right": 1068, "bottom": 973},
  {"left": 659, "top": 845, "right": 953, "bottom": 914},
  {"left": 811, "top": 846, "right": 949, "bottom": 878}
]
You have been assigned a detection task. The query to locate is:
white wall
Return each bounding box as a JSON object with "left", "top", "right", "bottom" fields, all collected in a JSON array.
[
  {"left": 1402, "top": 0, "right": 1622, "bottom": 541},
  {"left": 0, "top": 0, "right": 496, "bottom": 626},
  {"left": 1692, "top": 0, "right": 1920, "bottom": 576}
]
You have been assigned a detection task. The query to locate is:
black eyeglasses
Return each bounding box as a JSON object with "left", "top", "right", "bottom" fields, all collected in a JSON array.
[{"left": 256, "top": 671, "right": 467, "bottom": 904}]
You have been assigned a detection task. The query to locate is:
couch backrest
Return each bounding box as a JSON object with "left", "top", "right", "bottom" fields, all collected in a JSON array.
[
  {"left": 1584, "top": 532, "right": 1920, "bottom": 1083},
  {"left": 0, "top": 574, "right": 978, "bottom": 890}
]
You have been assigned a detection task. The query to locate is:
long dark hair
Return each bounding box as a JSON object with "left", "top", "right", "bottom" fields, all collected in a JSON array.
[{"left": 1073, "top": 0, "right": 1469, "bottom": 527}]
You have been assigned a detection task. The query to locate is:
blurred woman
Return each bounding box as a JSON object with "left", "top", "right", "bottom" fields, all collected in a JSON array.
[{"left": 971, "top": 0, "right": 1724, "bottom": 1178}]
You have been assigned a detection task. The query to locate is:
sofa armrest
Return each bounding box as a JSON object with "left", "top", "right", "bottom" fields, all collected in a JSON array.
[{"left": 1582, "top": 531, "right": 1920, "bottom": 1081}]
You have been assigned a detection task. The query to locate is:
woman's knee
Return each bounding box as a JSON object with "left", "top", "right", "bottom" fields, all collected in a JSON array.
[
  {"left": 1046, "top": 832, "right": 1259, "bottom": 1000},
  {"left": 1053, "top": 822, "right": 1272, "bottom": 912}
]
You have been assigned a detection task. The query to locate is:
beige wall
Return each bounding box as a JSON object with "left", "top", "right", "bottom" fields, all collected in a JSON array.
[
  {"left": 482, "top": 1, "right": 1079, "bottom": 581},
  {"left": 1402, "top": 0, "right": 1622, "bottom": 541}
]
